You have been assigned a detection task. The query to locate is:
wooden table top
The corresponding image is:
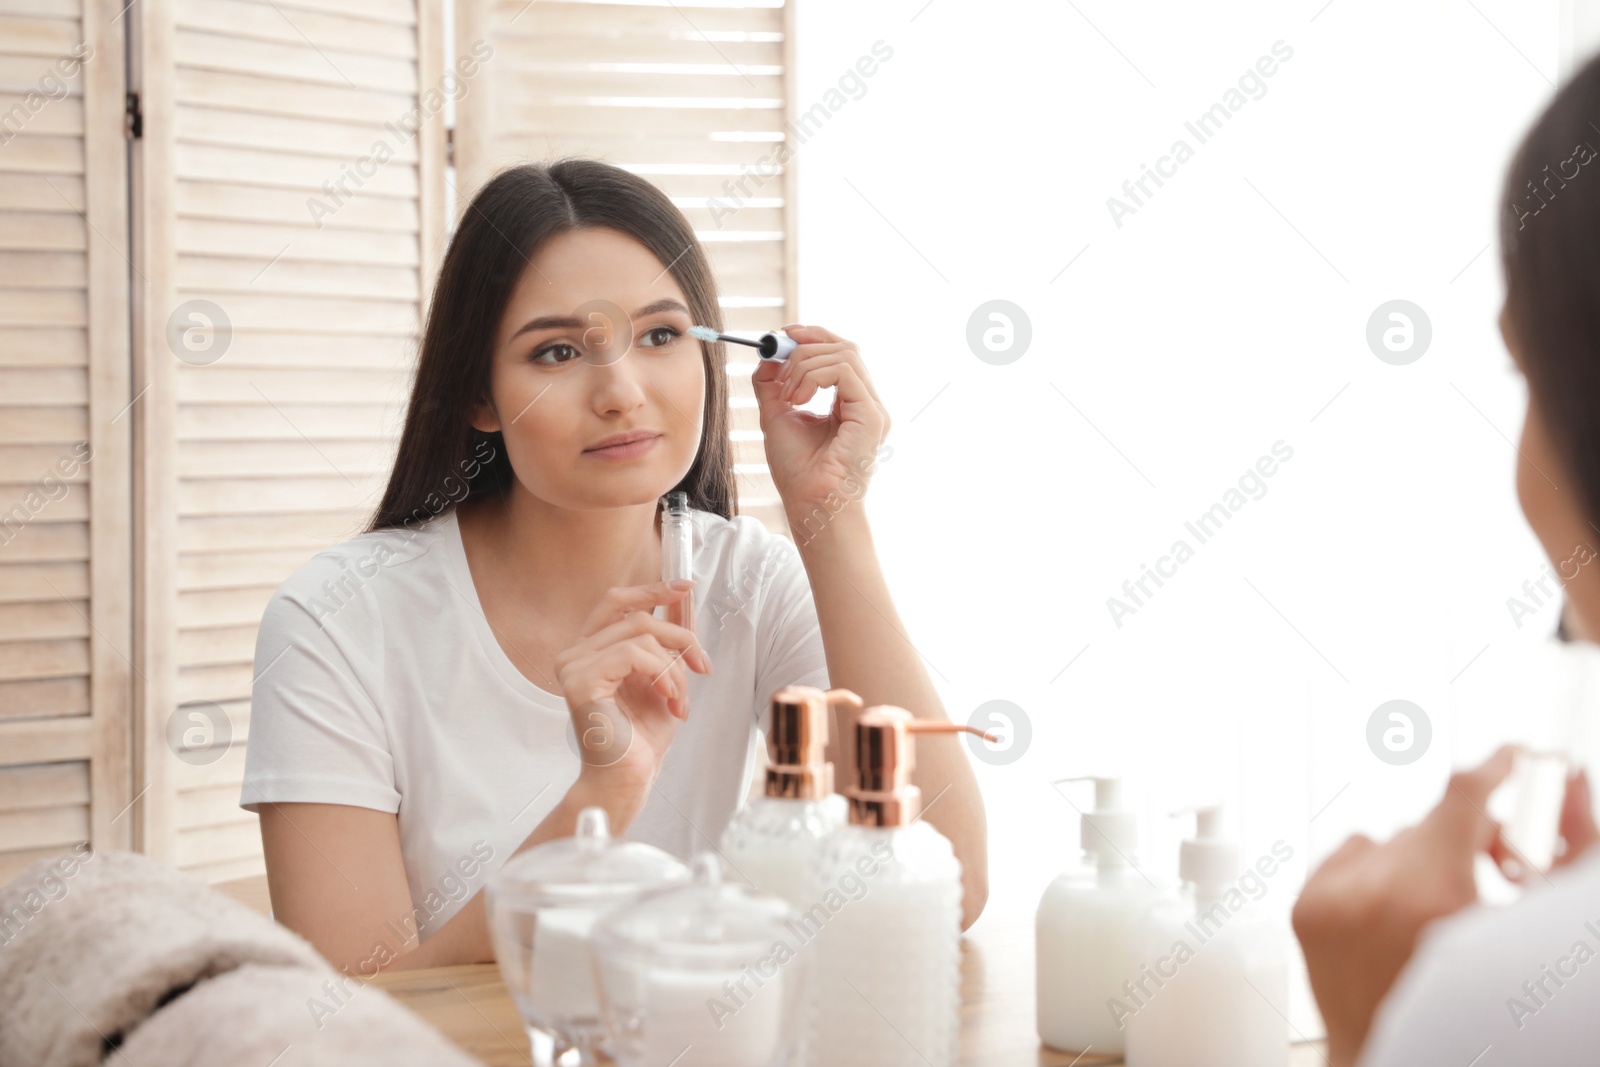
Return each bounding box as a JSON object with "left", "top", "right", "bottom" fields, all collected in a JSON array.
[{"left": 216, "top": 875, "right": 1326, "bottom": 1066}]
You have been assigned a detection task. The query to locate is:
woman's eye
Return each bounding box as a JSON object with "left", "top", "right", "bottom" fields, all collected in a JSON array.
[
  {"left": 639, "top": 326, "right": 680, "bottom": 349},
  {"left": 531, "top": 343, "right": 581, "bottom": 365}
]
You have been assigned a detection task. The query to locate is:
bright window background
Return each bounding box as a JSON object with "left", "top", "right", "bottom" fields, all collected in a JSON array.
[{"left": 791, "top": 0, "right": 1600, "bottom": 1035}]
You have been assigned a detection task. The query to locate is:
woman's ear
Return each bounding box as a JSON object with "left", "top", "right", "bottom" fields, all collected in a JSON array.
[{"left": 470, "top": 396, "right": 502, "bottom": 434}]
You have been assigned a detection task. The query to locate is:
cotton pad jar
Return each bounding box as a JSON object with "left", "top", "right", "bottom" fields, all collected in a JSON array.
[
  {"left": 592, "top": 853, "right": 810, "bottom": 1067},
  {"left": 486, "top": 807, "right": 689, "bottom": 1066}
]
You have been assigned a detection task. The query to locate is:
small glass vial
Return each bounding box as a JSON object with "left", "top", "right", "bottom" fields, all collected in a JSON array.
[
  {"left": 486, "top": 807, "right": 689, "bottom": 1066},
  {"left": 661, "top": 491, "right": 695, "bottom": 633},
  {"left": 1500, "top": 748, "right": 1571, "bottom": 873},
  {"left": 592, "top": 853, "right": 810, "bottom": 1067}
]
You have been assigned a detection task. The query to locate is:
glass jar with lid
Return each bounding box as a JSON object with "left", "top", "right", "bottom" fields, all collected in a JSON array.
[
  {"left": 592, "top": 852, "right": 810, "bottom": 1067},
  {"left": 487, "top": 806, "right": 689, "bottom": 1065}
]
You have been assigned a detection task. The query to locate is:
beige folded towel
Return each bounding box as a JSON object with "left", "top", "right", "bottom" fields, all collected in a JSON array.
[
  {"left": 117, "top": 963, "right": 482, "bottom": 1066},
  {"left": 0, "top": 849, "right": 329, "bottom": 1067}
]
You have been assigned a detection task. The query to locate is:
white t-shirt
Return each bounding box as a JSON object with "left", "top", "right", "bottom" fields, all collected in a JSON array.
[
  {"left": 1360, "top": 849, "right": 1600, "bottom": 1066},
  {"left": 240, "top": 506, "right": 829, "bottom": 938}
]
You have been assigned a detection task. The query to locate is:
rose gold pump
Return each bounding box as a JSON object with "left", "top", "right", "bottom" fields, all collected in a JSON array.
[
  {"left": 844, "top": 706, "right": 997, "bottom": 827},
  {"left": 763, "top": 686, "right": 864, "bottom": 800}
]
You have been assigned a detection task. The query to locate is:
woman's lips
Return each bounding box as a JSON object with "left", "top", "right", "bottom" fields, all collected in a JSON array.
[{"left": 584, "top": 434, "right": 661, "bottom": 460}]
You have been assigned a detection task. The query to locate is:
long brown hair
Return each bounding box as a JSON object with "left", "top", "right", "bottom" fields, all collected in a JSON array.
[
  {"left": 369, "top": 159, "right": 735, "bottom": 533},
  {"left": 1499, "top": 56, "right": 1600, "bottom": 527}
]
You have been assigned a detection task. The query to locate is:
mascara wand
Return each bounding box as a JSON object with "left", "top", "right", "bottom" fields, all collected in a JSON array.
[{"left": 688, "top": 325, "right": 799, "bottom": 362}]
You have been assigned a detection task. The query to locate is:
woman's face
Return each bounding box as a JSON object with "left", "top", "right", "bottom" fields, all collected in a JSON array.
[
  {"left": 1503, "top": 304, "right": 1599, "bottom": 638},
  {"left": 473, "top": 226, "right": 707, "bottom": 511}
]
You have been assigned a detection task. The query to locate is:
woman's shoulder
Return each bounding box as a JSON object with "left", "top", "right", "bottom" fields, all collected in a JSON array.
[
  {"left": 1425, "top": 847, "right": 1600, "bottom": 950},
  {"left": 693, "top": 507, "right": 802, "bottom": 575},
  {"left": 694, "top": 507, "right": 795, "bottom": 550},
  {"left": 1364, "top": 849, "right": 1600, "bottom": 1063},
  {"left": 262, "top": 514, "right": 454, "bottom": 634}
]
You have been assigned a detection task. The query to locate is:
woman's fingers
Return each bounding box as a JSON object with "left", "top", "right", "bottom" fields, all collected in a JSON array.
[
  {"left": 664, "top": 654, "right": 690, "bottom": 719},
  {"left": 775, "top": 337, "right": 882, "bottom": 405},
  {"left": 778, "top": 351, "right": 852, "bottom": 403},
  {"left": 776, "top": 340, "right": 854, "bottom": 381},
  {"left": 754, "top": 341, "right": 851, "bottom": 410},
  {"left": 1320, "top": 831, "right": 1379, "bottom": 873},
  {"left": 581, "top": 609, "right": 711, "bottom": 674},
  {"left": 1488, "top": 826, "right": 1530, "bottom": 883},
  {"left": 784, "top": 362, "right": 881, "bottom": 432},
  {"left": 560, "top": 633, "right": 681, "bottom": 710},
  {"left": 781, "top": 323, "right": 848, "bottom": 348},
  {"left": 1554, "top": 766, "right": 1599, "bottom": 868},
  {"left": 619, "top": 635, "right": 692, "bottom": 720},
  {"left": 1430, "top": 744, "right": 1518, "bottom": 848},
  {"left": 635, "top": 643, "right": 691, "bottom": 719},
  {"left": 558, "top": 594, "right": 712, "bottom": 727},
  {"left": 578, "top": 579, "right": 695, "bottom": 638}
]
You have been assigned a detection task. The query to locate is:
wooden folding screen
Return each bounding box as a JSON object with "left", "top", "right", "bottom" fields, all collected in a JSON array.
[
  {"left": 131, "top": 0, "right": 446, "bottom": 879},
  {"left": 1, "top": 0, "right": 793, "bottom": 885},
  {"left": 0, "top": 0, "right": 133, "bottom": 882}
]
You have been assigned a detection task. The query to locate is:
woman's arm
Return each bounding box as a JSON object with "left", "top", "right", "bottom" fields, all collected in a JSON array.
[
  {"left": 263, "top": 580, "right": 708, "bottom": 972},
  {"left": 261, "top": 783, "right": 608, "bottom": 972},
  {"left": 754, "top": 324, "right": 989, "bottom": 930},
  {"left": 794, "top": 507, "right": 989, "bottom": 930}
]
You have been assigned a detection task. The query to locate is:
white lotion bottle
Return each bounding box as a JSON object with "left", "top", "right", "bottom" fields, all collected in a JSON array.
[
  {"left": 1123, "top": 807, "right": 1289, "bottom": 1067},
  {"left": 807, "top": 706, "right": 993, "bottom": 1067},
  {"left": 719, "top": 685, "right": 861, "bottom": 909},
  {"left": 1036, "top": 776, "right": 1162, "bottom": 1056}
]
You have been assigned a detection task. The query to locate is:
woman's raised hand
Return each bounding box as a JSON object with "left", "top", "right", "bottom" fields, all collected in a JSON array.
[
  {"left": 752, "top": 324, "right": 890, "bottom": 530},
  {"left": 554, "top": 578, "right": 713, "bottom": 796},
  {"left": 1291, "top": 746, "right": 1516, "bottom": 1067}
]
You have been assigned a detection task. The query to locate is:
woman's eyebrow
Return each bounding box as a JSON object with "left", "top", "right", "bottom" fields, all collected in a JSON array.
[
  {"left": 509, "top": 298, "right": 690, "bottom": 341},
  {"left": 631, "top": 298, "right": 691, "bottom": 320}
]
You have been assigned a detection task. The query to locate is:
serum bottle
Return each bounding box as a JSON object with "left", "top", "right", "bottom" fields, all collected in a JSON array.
[
  {"left": 807, "top": 706, "right": 993, "bottom": 1067},
  {"left": 719, "top": 685, "right": 861, "bottom": 909},
  {"left": 660, "top": 491, "right": 694, "bottom": 633},
  {"left": 1123, "top": 807, "right": 1289, "bottom": 1067},
  {"left": 1036, "top": 776, "right": 1162, "bottom": 1056}
]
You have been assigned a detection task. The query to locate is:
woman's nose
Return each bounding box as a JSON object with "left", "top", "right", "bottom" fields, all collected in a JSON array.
[{"left": 588, "top": 350, "right": 649, "bottom": 413}]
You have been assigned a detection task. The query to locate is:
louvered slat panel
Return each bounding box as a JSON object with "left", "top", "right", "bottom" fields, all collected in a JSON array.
[
  {"left": 0, "top": 0, "right": 130, "bottom": 872},
  {"left": 141, "top": 0, "right": 443, "bottom": 879}
]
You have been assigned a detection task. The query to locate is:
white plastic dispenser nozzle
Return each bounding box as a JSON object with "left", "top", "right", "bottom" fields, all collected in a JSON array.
[
  {"left": 1054, "top": 776, "right": 1138, "bottom": 869},
  {"left": 1174, "top": 804, "right": 1240, "bottom": 894}
]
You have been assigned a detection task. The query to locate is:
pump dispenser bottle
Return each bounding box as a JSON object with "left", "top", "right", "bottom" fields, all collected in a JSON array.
[
  {"left": 1036, "top": 776, "right": 1162, "bottom": 1055},
  {"left": 807, "top": 706, "right": 994, "bottom": 1067},
  {"left": 1123, "top": 806, "right": 1289, "bottom": 1067},
  {"left": 720, "top": 686, "right": 860, "bottom": 909}
]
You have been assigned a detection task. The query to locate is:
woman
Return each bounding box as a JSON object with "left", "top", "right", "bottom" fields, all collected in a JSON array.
[
  {"left": 239, "top": 159, "right": 988, "bottom": 972},
  {"left": 1293, "top": 55, "right": 1600, "bottom": 1066}
]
